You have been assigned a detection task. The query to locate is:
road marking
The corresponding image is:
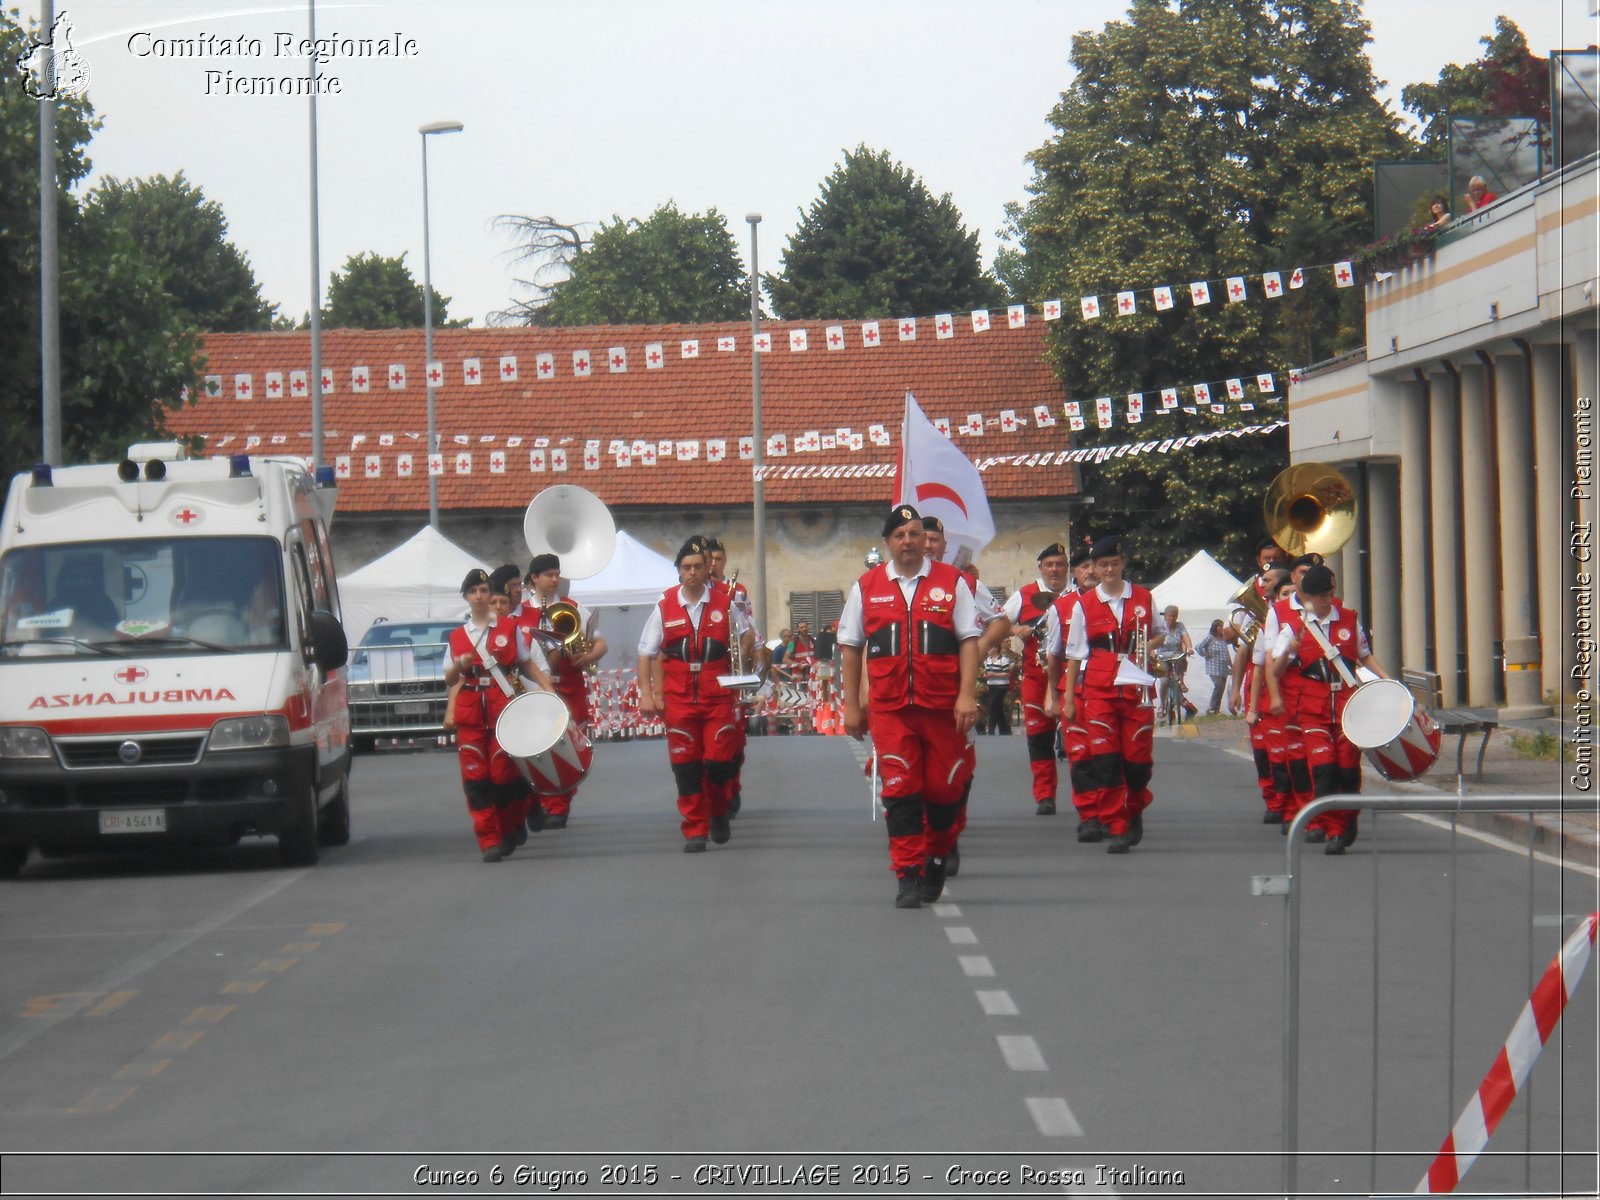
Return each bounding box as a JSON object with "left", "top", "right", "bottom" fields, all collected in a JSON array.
[
  {"left": 931, "top": 903, "right": 962, "bottom": 918},
  {"left": 1024, "top": 1095, "right": 1083, "bottom": 1136},
  {"left": 68, "top": 1086, "right": 135, "bottom": 1114},
  {"left": 1403, "top": 813, "right": 1600, "bottom": 878},
  {"left": 20, "top": 993, "right": 92, "bottom": 1019},
  {"left": 306, "top": 923, "right": 344, "bottom": 935},
  {"left": 998, "top": 1034, "right": 1048, "bottom": 1071},
  {"left": 958, "top": 955, "right": 996, "bottom": 977},
  {"left": 251, "top": 958, "right": 298, "bottom": 974},
  {"left": 222, "top": 980, "right": 267, "bottom": 995},
  {"left": 113, "top": 1059, "right": 170, "bottom": 1080},
  {"left": 279, "top": 941, "right": 321, "bottom": 954},
  {"left": 944, "top": 926, "right": 979, "bottom": 945},
  {"left": 0, "top": 870, "right": 305, "bottom": 1065},
  {"left": 150, "top": 1031, "right": 203, "bottom": 1053},
  {"left": 976, "top": 989, "right": 1019, "bottom": 1016},
  {"left": 83, "top": 990, "right": 137, "bottom": 1018},
  {"left": 181, "top": 1005, "right": 235, "bottom": 1026}
]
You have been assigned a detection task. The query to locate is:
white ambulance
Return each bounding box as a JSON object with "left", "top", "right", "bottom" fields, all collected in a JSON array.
[{"left": 0, "top": 446, "right": 352, "bottom": 877}]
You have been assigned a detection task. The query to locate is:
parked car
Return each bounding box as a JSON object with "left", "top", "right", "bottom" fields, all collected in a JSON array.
[{"left": 346, "top": 619, "right": 458, "bottom": 751}]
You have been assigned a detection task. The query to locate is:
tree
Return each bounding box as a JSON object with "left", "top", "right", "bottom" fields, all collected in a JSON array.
[
  {"left": 321, "top": 251, "right": 459, "bottom": 329},
  {"left": 765, "top": 146, "right": 1004, "bottom": 320},
  {"left": 999, "top": 0, "right": 1409, "bottom": 580},
  {"left": 531, "top": 203, "right": 748, "bottom": 326},
  {"left": 490, "top": 213, "right": 589, "bottom": 325},
  {"left": 1401, "top": 18, "right": 1549, "bottom": 152},
  {"left": 83, "top": 173, "right": 275, "bottom": 332}
]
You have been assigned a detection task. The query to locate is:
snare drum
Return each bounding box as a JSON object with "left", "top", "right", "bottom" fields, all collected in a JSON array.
[
  {"left": 1339, "top": 678, "right": 1442, "bottom": 781},
  {"left": 495, "top": 691, "right": 595, "bottom": 796}
]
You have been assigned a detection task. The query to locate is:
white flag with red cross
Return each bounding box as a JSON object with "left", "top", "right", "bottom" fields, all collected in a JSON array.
[
  {"left": 351, "top": 367, "right": 369, "bottom": 393},
  {"left": 1117, "top": 291, "right": 1137, "bottom": 315},
  {"left": 1007, "top": 305, "right": 1026, "bottom": 328},
  {"left": 1257, "top": 373, "right": 1276, "bottom": 393},
  {"left": 499, "top": 355, "right": 518, "bottom": 381},
  {"left": 364, "top": 455, "right": 381, "bottom": 479},
  {"left": 934, "top": 314, "right": 955, "bottom": 339},
  {"left": 1126, "top": 393, "right": 1144, "bottom": 417},
  {"left": 1263, "top": 272, "right": 1283, "bottom": 298},
  {"left": 397, "top": 454, "right": 413, "bottom": 477},
  {"left": 1127, "top": 409, "right": 1143, "bottom": 425},
  {"left": 753, "top": 332, "right": 772, "bottom": 353},
  {"left": 1065, "top": 401, "right": 1082, "bottom": 420},
  {"left": 869, "top": 423, "right": 890, "bottom": 446},
  {"left": 1042, "top": 300, "right": 1062, "bottom": 320},
  {"left": 1095, "top": 398, "right": 1113, "bottom": 428},
  {"left": 898, "top": 317, "right": 917, "bottom": 341},
  {"left": 453, "top": 433, "right": 469, "bottom": 445},
  {"left": 615, "top": 447, "right": 632, "bottom": 467},
  {"left": 584, "top": 442, "right": 601, "bottom": 470},
  {"left": 1226, "top": 277, "right": 1247, "bottom": 303},
  {"left": 607, "top": 347, "right": 628, "bottom": 373},
  {"left": 1080, "top": 295, "right": 1101, "bottom": 320},
  {"left": 334, "top": 455, "right": 351, "bottom": 478},
  {"left": 289, "top": 371, "right": 309, "bottom": 397},
  {"left": 1334, "top": 261, "right": 1355, "bottom": 288},
  {"left": 1153, "top": 286, "right": 1175, "bottom": 311},
  {"left": 849, "top": 433, "right": 864, "bottom": 450},
  {"left": 970, "top": 309, "right": 991, "bottom": 333},
  {"left": 316, "top": 368, "right": 332, "bottom": 394},
  {"left": 378, "top": 433, "right": 395, "bottom": 447},
  {"left": 717, "top": 335, "right": 736, "bottom": 352},
  {"left": 1194, "top": 382, "right": 1212, "bottom": 404},
  {"left": 1190, "top": 281, "right": 1211, "bottom": 306},
  {"left": 658, "top": 438, "right": 673, "bottom": 457},
  {"left": 1000, "top": 409, "right": 1018, "bottom": 432},
  {"left": 789, "top": 329, "right": 808, "bottom": 352},
  {"left": 825, "top": 325, "right": 845, "bottom": 350},
  {"left": 676, "top": 441, "right": 699, "bottom": 461},
  {"left": 640, "top": 445, "right": 657, "bottom": 466},
  {"left": 263, "top": 372, "right": 283, "bottom": 399},
  {"left": 552, "top": 449, "right": 569, "bottom": 472},
  {"left": 644, "top": 343, "right": 664, "bottom": 369},
  {"left": 270, "top": 434, "right": 286, "bottom": 445},
  {"left": 1033, "top": 404, "right": 1055, "bottom": 427},
  {"left": 1226, "top": 378, "right": 1245, "bottom": 400},
  {"left": 534, "top": 352, "right": 554, "bottom": 379},
  {"left": 572, "top": 351, "right": 592, "bottom": 377},
  {"left": 426, "top": 362, "right": 443, "bottom": 389},
  {"left": 388, "top": 364, "right": 407, "bottom": 389},
  {"left": 963, "top": 413, "right": 985, "bottom": 435},
  {"left": 707, "top": 439, "right": 726, "bottom": 462},
  {"left": 896, "top": 391, "right": 995, "bottom": 565},
  {"left": 427, "top": 452, "right": 444, "bottom": 476},
  {"left": 1068, "top": 415, "right": 1086, "bottom": 431},
  {"left": 681, "top": 339, "right": 700, "bottom": 358},
  {"left": 738, "top": 436, "right": 754, "bottom": 459},
  {"left": 1289, "top": 267, "right": 1305, "bottom": 290},
  {"left": 506, "top": 436, "right": 523, "bottom": 448},
  {"left": 490, "top": 450, "right": 506, "bottom": 474},
  {"left": 767, "top": 433, "right": 787, "bottom": 457},
  {"left": 861, "top": 321, "right": 881, "bottom": 347},
  {"left": 1210, "top": 404, "right": 1226, "bottom": 414},
  {"left": 1160, "top": 387, "right": 1179, "bottom": 410},
  {"left": 530, "top": 450, "right": 546, "bottom": 472},
  {"left": 1289, "top": 368, "right": 1304, "bottom": 384},
  {"left": 454, "top": 452, "right": 471, "bottom": 474},
  {"left": 460, "top": 358, "right": 481, "bottom": 385},
  {"left": 235, "top": 373, "right": 254, "bottom": 399},
  {"left": 932, "top": 417, "right": 951, "bottom": 437}
]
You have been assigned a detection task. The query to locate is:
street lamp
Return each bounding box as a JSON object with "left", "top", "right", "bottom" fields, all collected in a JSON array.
[
  {"left": 864, "top": 547, "right": 884, "bottom": 569},
  {"left": 746, "top": 212, "right": 767, "bottom": 638},
  {"left": 420, "top": 119, "right": 464, "bottom": 529}
]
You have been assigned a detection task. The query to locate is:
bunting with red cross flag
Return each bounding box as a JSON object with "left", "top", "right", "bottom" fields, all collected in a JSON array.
[
  {"left": 500, "top": 355, "right": 518, "bottom": 381},
  {"left": 388, "top": 364, "right": 407, "bottom": 390},
  {"left": 264, "top": 372, "right": 283, "bottom": 399},
  {"left": 861, "top": 321, "right": 881, "bottom": 346},
  {"left": 463, "top": 358, "right": 483, "bottom": 385},
  {"left": 352, "top": 366, "right": 370, "bottom": 392}
]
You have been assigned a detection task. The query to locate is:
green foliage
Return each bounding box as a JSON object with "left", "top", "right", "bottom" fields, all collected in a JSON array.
[
  {"left": 0, "top": 8, "right": 200, "bottom": 478},
  {"left": 83, "top": 173, "right": 275, "bottom": 332},
  {"left": 1401, "top": 18, "right": 1549, "bottom": 152},
  {"left": 536, "top": 203, "right": 748, "bottom": 327},
  {"left": 1510, "top": 730, "right": 1567, "bottom": 761},
  {"left": 322, "top": 251, "right": 459, "bottom": 329},
  {"left": 765, "top": 145, "right": 1004, "bottom": 320},
  {"left": 1000, "top": 0, "right": 1411, "bottom": 580}
]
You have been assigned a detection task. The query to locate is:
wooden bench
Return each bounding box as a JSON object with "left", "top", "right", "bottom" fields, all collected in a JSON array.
[{"left": 1401, "top": 668, "right": 1498, "bottom": 780}]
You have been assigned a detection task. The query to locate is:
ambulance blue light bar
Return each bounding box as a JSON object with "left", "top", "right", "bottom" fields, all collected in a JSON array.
[
  {"left": 229, "top": 454, "right": 252, "bottom": 478},
  {"left": 30, "top": 463, "right": 52, "bottom": 487}
]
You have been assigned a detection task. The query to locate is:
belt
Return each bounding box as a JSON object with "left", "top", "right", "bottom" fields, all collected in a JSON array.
[{"left": 1087, "top": 635, "right": 1127, "bottom": 653}]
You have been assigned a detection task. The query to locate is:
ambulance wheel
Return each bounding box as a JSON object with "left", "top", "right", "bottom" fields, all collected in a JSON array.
[
  {"left": 278, "top": 785, "right": 321, "bottom": 866},
  {"left": 0, "top": 844, "right": 29, "bottom": 879},
  {"left": 319, "top": 772, "right": 351, "bottom": 847}
]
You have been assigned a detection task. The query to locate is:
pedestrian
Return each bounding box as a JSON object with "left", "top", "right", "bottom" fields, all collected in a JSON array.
[
  {"left": 1196, "top": 619, "right": 1234, "bottom": 714},
  {"left": 839, "top": 505, "right": 981, "bottom": 908},
  {"left": 980, "top": 644, "right": 1015, "bottom": 735},
  {"left": 1158, "top": 605, "right": 1194, "bottom": 719}
]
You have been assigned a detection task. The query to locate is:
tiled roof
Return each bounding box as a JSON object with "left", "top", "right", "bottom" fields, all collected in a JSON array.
[{"left": 170, "top": 321, "right": 1078, "bottom": 513}]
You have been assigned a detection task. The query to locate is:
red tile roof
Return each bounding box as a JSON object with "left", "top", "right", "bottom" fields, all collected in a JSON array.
[{"left": 171, "top": 321, "right": 1078, "bottom": 513}]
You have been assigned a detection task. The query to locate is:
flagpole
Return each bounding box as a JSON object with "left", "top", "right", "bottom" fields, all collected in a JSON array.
[{"left": 746, "top": 213, "right": 767, "bottom": 638}]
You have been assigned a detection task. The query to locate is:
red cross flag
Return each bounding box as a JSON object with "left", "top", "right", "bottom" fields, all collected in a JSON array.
[
  {"left": 388, "top": 364, "right": 407, "bottom": 389},
  {"left": 334, "top": 455, "right": 351, "bottom": 477},
  {"left": 530, "top": 449, "right": 546, "bottom": 472},
  {"left": 1334, "top": 261, "right": 1355, "bottom": 287},
  {"left": 789, "top": 329, "right": 808, "bottom": 352},
  {"left": 835, "top": 426, "right": 853, "bottom": 443},
  {"left": 644, "top": 343, "right": 664, "bottom": 369},
  {"left": 270, "top": 434, "right": 287, "bottom": 445},
  {"left": 552, "top": 449, "right": 568, "bottom": 472},
  {"left": 679, "top": 440, "right": 701, "bottom": 460},
  {"left": 861, "top": 321, "right": 881, "bottom": 346},
  {"left": 1033, "top": 404, "right": 1055, "bottom": 427},
  {"left": 572, "top": 351, "right": 591, "bottom": 377},
  {"left": 658, "top": 438, "right": 673, "bottom": 457},
  {"left": 316, "top": 369, "right": 332, "bottom": 394},
  {"left": 738, "top": 436, "right": 754, "bottom": 460},
  {"left": 1226, "top": 378, "right": 1245, "bottom": 400},
  {"left": 849, "top": 433, "right": 864, "bottom": 450},
  {"left": 1080, "top": 295, "right": 1101, "bottom": 320},
  {"left": 1146, "top": 286, "right": 1171, "bottom": 312},
  {"left": 454, "top": 452, "right": 471, "bottom": 474},
  {"left": 235, "top": 373, "right": 254, "bottom": 399},
  {"left": 970, "top": 309, "right": 991, "bottom": 333},
  {"left": 290, "top": 371, "right": 309, "bottom": 396},
  {"left": 1095, "top": 398, "right": 1113, "bottom": 428},
  {"left": 1257, "top": 373, "right": 1276, "bottom": 393},
  {"left": 499, "top": 355, "right": 518, "bottom": 381},
  {"left": 1226, "top": 277, "right": 1246, "bottom": 303},
  {"left": 640, "top": 445, "right": 657, "bottom": 466},
  {"left": 608, "top": 346, "right": 628, "bottom": 372},
  {"left": 1289, "top": 368, "right": 1304, "bottom": 384},
  {"left": 1240, "top": 402, "right": 1256, "bottom": 411},
  {"left": 767, "top": 433, "right": 788, "bottom": 457},
  {"left": 1000, "top": 410, "right": 1018, "bottom": 432},
  {"left": 1182, "top": 406, "right": 1198, "bottom": 415},
  {"left": 364, "top": 455, "right": 381, "bottom": 478},
  {"left": 869, "top": 424, "right": 890, "bottom": 446},
  {"left": 426, "top": 362, "right": 443, "bottom": 389},
  {"left": 1126, "top": 393, "right": 1144, "bottom": 416},
  {"left": 1069, "top": 415, "right": 1086, "bottom": 431},
  {"left": 1263, "top": 272, "right": 1283, "bottom": 298},
  {"left": 397, "top": 454, "right": 413, "bottom": 477},
  {"left": 896, "top": 391, "right": 995, "bottom": 566},
  {"left": 264, "top": 371, "right": 283, "bottom": 398},
  {"left": 428, "top": 453, "right": 444, "bottom": 476},
  {"left": 352, "top": 367, "right": 370, "bottom": 392},
  {"left": 1160, "top": 387, "right": 1179, "bottom": 409},
  {"left": 707, "top": 439, "right": 726, "bottom": 462},
  {"left": 490, "top": 451, "right": 506, "bottom": 474},
  {"left": 717, "top": 335, "right": 736, "bottom": 352},
  {"left": 615, "top": 448, "right": 632, "bottom": 467},
  {"left": 825, "top": 325, "right": 845, "bottom": 350},
  {"left": 584, "top": 447, "right": 600, "bottom": 470},
  {"left": 680, "top": 339, "right": 700, "bottom": 359},
  {"left": 1289, "top": 267, "right": 1305, "bottom": 290},
  {"left": 1117, "top": 291, "right": 1137, "bottom": 315},
  {"left": 932, "top": 417, "right": 951, "bottom": 436},
  {"left": 899, "top": 317, "right": 917, "bottom": 341},
  {"left": 463, "top": 358, "right": 482, "bottom": 385},
  {"left": 935, "top": 315, "right": 954, "bottom": 340},
  {"left": 1127, "top": 410, "right": 1143, "bottom": 425},
  {"left": 1194, "top": 383, "right": 1212, "bottom": 404},
  {"left": 1042, "top": 300, "right": 1062, "bottom": 321},
  {"left": 378, "top": 433, "right": 395, "bottom": 447},
  {"left": 1210, "top": 404, "right": 1226, "bottom": 414},
  {"left": 964, "top": 412, "right": 985, "bottom": 435},
  {"left": 1190, "top": 281, "right": 1211, "bottom": 306},
  {"left": 1007, "top": 305, "right": 1027, "bottom": 328},
  {"left": 453, "top": 433, "right": 469, "bottom": 445},
  {"left": 204, "top": 374, "right": 223, "bottom": 397},
  {"left": 754, "top": 333, "right": 772, "bottom": 353}
]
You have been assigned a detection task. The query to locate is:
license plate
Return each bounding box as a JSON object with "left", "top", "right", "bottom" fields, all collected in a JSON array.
[
  {"left": 99, "top": 809, "right": 167, "bottom": 834},
  {"left": 393, "top": 701, "right": 432, "bottom": 716}
]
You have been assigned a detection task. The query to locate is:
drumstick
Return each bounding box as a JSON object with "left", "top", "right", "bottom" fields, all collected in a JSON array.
[{"left": 870, "top": 748, "right": 879, "bottom": 822}]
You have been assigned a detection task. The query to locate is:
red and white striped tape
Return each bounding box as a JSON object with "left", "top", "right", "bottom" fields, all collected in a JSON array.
[{"left": 1416, "top": 911, "right": 1599, "bottom": 1194}]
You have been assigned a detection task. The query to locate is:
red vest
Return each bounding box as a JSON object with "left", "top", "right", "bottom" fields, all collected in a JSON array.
[
  {"left": 1015, "top": 581, "right": 1055, "bottom": 685},
  {"left": 1282, "top": 604, "right": 1361, "bottom": 684},
  {"left": 656, "top": 586, "right": 735, "bottom": 705},
  {"left": 1078, "top": 584, "right": 1156, "bottom": 691},
  {"left": 858, "top": 560, "right": 965, "bottom": 710},
  {"left": 448, "top": 618, "right": 520, "bottom": 728},
  {"left": 520, "top": 596, "right": 588, "bottom": 697},
  {"left": 1052, "top": 589, "right": 1086, "bottom": 695}
]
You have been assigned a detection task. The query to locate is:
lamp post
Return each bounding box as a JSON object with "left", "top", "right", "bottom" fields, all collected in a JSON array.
[
  {"left": 420, "top": 119, "right": 463, "bottom": 529},
  {"left": 864, "top": 547, "right": 883, "bottom": 570},
  {"left": 746, "top": 212, "right": 768, "bottom": 637}
]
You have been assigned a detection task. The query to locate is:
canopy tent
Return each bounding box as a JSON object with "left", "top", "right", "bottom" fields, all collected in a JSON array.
[
  {"left": 1151, "top": 550, "right": 1245, "bottom": 712},
  {"left": 337, "top": 526, "right": 481, "bottom": 647}
]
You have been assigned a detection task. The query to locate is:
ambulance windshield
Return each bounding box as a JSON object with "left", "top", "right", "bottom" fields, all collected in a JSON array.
[{"left": 0, "top": 537, "right": 287, "bottom": 657}]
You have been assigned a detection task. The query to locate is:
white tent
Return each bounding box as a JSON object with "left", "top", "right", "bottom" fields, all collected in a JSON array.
[
  {"left": 1152, "top": 550, "right": 1245, "bottom": 712},
  {"left": 337, "top": 526, "right": 480, "bottom": 647},
  {"left": 568, "top": 531, "right": 679, "bottom": 670}
]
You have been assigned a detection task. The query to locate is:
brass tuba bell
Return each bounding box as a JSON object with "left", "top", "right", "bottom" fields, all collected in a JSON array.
[{"left": 1263, "top": 462, "right": 1357, "bottom": 558}]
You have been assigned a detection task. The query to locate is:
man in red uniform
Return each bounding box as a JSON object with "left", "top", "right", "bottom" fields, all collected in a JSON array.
[
  {"left": 1051, "top": 536, "right": 1166, "bottom": 854},
  {"left": 1228, "top": 557, "right": 1291, "bottom": 824},
  {"left": 839, "top": 505, "right": 981, "bottom": 908},
  {"left": 1043, "top": 545, "right": 1104, "bottom": 840},
  {"left": 1264, "top": 564, "right": 1388, "bottom": 853},
  {"left": 519, "top": 553, "right": 608, "bottom": 829},
  {"left": 1251, "top": 553, "right": 1325, "bottom": 832},
  {"left": 705, "top": 537, "right": 754, "bottom": 814},
  {"left": 446, "top": 569, "right": 554, "bottom": 863},
  {"left": 979, "top": 543, "right": 1072, "bottom": 815},
  {"left": 637, "top": 538, "right": 753, "bottom": 853}
]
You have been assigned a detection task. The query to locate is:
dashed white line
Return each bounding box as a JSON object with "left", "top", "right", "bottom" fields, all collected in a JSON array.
[
  {"left": 931, "top": 902, "right": 962, "bottom": 918},
  {"left": 1024, "top": 1095, "right": 1084, "bottom": 1136},
  {"left": 944, "top": 926, "right": 979, "bottom": 945},
  {"left": 997, "top": 1034, "right": 1048, "bottom": 1071},
  {"left": 958, "top": 955, "right": 996, "bottom": 977},
  {"left": 976, "top": 989, "right": 1019, "bottom": 1015}
]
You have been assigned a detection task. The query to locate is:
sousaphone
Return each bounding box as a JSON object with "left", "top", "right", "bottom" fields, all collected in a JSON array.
[
  {"left": 1263, "top": 462, "right": 1357, "bottom": 559},
  {"left": 524, "top": 484, "right": 616, "bottom": 580}
]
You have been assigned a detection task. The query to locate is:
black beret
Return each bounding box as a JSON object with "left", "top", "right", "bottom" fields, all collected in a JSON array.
[
  {"left": 920, "top": 515, "right": 945, "bottom": 534},
  {"left": 1069, "top": 545, "right": 1091, "bottom": 567},
  {"left": 1300, "top": 564, "right": 1336, "bottom": 595},
  {"left": 675, "top": 537, "right": 708, "bottom": 566},
  {"left": 487, "top": 564, "right": 520, "bottom": 596},
  {"left": 1255, "top": 536, "right": 1285, "bottom": 556},
  {"left": 1037, "top": 542, "right": 1068, "bottom": 563},
  {"left": 883, "top": 504, "right": 920, "bottom": 537},
  {"left": 703, "top": 536, "right": 725, "bottom": 553},
  {"left": 1089, "top": 535, "right": 1123, "bottom": 560},
  {"left": 527, "top": 553, "right": 560, "bottom": 577},
  {"left": 1290, "top": 552, "right": 1325, "bottom": 571},
  {"left": 460, "top": 568, "right": 490, "bottom": 595}
]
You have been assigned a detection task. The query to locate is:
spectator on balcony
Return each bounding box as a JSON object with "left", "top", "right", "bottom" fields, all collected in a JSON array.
[
  {"left": 1425, "top": 195, "right": 1452, "bottom": 231},
  {"left": 1462, "top": 176, "right": 1496, "bottom": 213}
]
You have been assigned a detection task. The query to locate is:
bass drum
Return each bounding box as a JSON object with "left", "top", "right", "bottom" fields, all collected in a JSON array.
[
  {"left": 495, "top": 691, "right": 594, "bottom": 796},
  {"left": 1340, "top": 678, "right": 1442, "bottom": 781}
]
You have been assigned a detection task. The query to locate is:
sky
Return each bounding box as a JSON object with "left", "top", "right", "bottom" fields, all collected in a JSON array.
[{"left": 33, "top": 0, "right": 1600, "bottom": 327}]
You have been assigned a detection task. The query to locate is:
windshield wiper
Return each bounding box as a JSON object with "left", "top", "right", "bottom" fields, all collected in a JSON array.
[
  {"left": 0, "top": 637, "right": 118, "bottom": 656},
  {"left": 113, "top": 635, "right": 239, "bottom": 654}
]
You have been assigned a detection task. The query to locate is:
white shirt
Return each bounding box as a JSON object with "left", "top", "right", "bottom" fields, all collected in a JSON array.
[
  {"left": 1269, "top": 602, "right": 1371, "bottom": 664},
  {"left": 637, "top": 586, "right": 753, "bottom": 658},
  {"left": 1255, "top": 592, "right": 1303, "bottom": 666},
  {"left": 836, "top": 557, "right": 981, "bottom": 647},
  {"left": 973, "top": 580, "right": 1001, "bottom": 627},
  {"left": 1060, "top": 582, "right": 1167, "bottom": 662}
]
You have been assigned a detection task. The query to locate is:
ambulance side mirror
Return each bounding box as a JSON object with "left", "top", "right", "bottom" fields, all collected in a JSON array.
[{"left": 308, "top": 609, "right": 348, "bottom": 672}]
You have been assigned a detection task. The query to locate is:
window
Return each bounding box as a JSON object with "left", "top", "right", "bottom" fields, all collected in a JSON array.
[{"left": 788, "top": 590, "right": 845, "bottom": 632}]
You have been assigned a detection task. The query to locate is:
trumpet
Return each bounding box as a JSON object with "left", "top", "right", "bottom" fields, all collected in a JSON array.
[
  {"left": 1132, "top": 621, "right": 1158, "bottom": 710},
  {"left": 717, "top": 569, "right": 766, "bottom": 700}
]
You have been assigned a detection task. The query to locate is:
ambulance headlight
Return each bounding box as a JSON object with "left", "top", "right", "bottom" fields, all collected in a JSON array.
[
  {"left": 0, "top": 727, "right": 51, "bottom": 759},
  {"left": 208, "top": 715, "right": 290, "bottom": 752}
]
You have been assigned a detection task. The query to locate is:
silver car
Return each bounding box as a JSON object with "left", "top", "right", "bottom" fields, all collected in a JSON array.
[{"left": 346, "top": 620, "right": 458, "bottom": 751}]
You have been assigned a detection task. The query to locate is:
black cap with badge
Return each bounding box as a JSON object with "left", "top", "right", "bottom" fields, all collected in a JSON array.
[
  {"left": 1300, "top": 564, "right": 1336, "bottom": 595},
  {"left": 883, "top": 504, "right": 920, "bottom": 537},
  {"left": 1089, "top": 535, "right": 1123, "bottom": 560},
  {"left": 1037, "top": 542, "right": 1067, "bottom": 562},
  {"left": 487, "top": 564, "right": 520, "bottom": 596},
  {"left": 460, "top": 568, "right": 490, "bottom": 595},
  {"left": 675, "top": 536, "right": 708, "bottom": 566},
  {"left": 920, "top": 515, "right": 944, "bottom": 534},
  {"left": 527, "top": 552, "right": 560, "bottom": 578}
]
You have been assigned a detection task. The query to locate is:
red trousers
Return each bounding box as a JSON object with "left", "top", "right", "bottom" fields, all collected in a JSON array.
[
  {"left": 664, "top": 698, "right": 740, "bottom": 840},
  {"left": 1019, "top": 672, "right": 1059, "bottom": 806},
  {"left": 538, "top": 686, "right": 591, "bottom": 817},
  {"left": 1075, "top": 686, "right": 1154, "bottom": 836},
  {"left": 1256, "top": 710, "right": 1291, "bottom": 816},
  {"left": 456, "top": 689, "right": 526, "bottom": 850},
  {"left": 870, "top": 704, "right": 975, "bottom": 875},
  {"left": 1281, "top": 678, "right": 1360, "bottom": 838},
  {"left": 1056, "top": 694, "right": 1092, "bottom": 819}
]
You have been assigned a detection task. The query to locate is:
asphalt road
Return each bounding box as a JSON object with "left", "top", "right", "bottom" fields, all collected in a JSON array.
[{"left": 0, "top": 730, "right": 1595, "bottom": 1198}]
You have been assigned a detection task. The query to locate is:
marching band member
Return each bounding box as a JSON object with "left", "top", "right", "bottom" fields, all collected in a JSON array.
[
  {"left": 637, "top": 538, "right": 753, "bottom": 853},
  {"left": 1251, "top": 553, "right": 1326, "bottom": 831},
  {"left": 1047, "top": 536, "right": 1165, "bottom": 854},
  {"left": 445, "top": 568, "right": 554, "bottom": 863},
  {"left": 979, "top": 543, "right": 1072, "bottom": 816},
  {"left": 1243, "top": 570, "right": 1296, "bottom": 826},
  {"left": 1264, "top": 564, "right": 1387, "bottom": 853},
  {"left": 521, "top": 553, "right": 608, "bottom": 829},
  {"left": 1043, "top": 545, "right": 1102, "bottom": 839},
  {"left": 839, "top": 505, "right": 981, "bottom": 908},
  {"left": 705, "top": 537, "right": 754, "bottom": 815},
  {"left": 1228, "top": 556, "right": 1291, "bottom": 823}
]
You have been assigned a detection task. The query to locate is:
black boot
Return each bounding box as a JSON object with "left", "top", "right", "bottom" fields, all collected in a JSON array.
[
  {"left": 1076, "top": 819, "right": 1105, "bottom": 843},
  {"left": 946, "top": 841, "right": 961, "bottom": 877},
  {"left": 1127, "top": 812, "right": 1144, "bottom": 847},
  {"left": 894, "top": 873, "right": 923, "bottom": 908},
  {"left": 919, "top": 858, "right": 947, "bottom": 903}
]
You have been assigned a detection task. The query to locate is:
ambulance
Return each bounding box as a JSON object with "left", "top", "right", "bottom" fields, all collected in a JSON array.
[{"left": 0, "top": 445, "right": 352, "bottom": 877}]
